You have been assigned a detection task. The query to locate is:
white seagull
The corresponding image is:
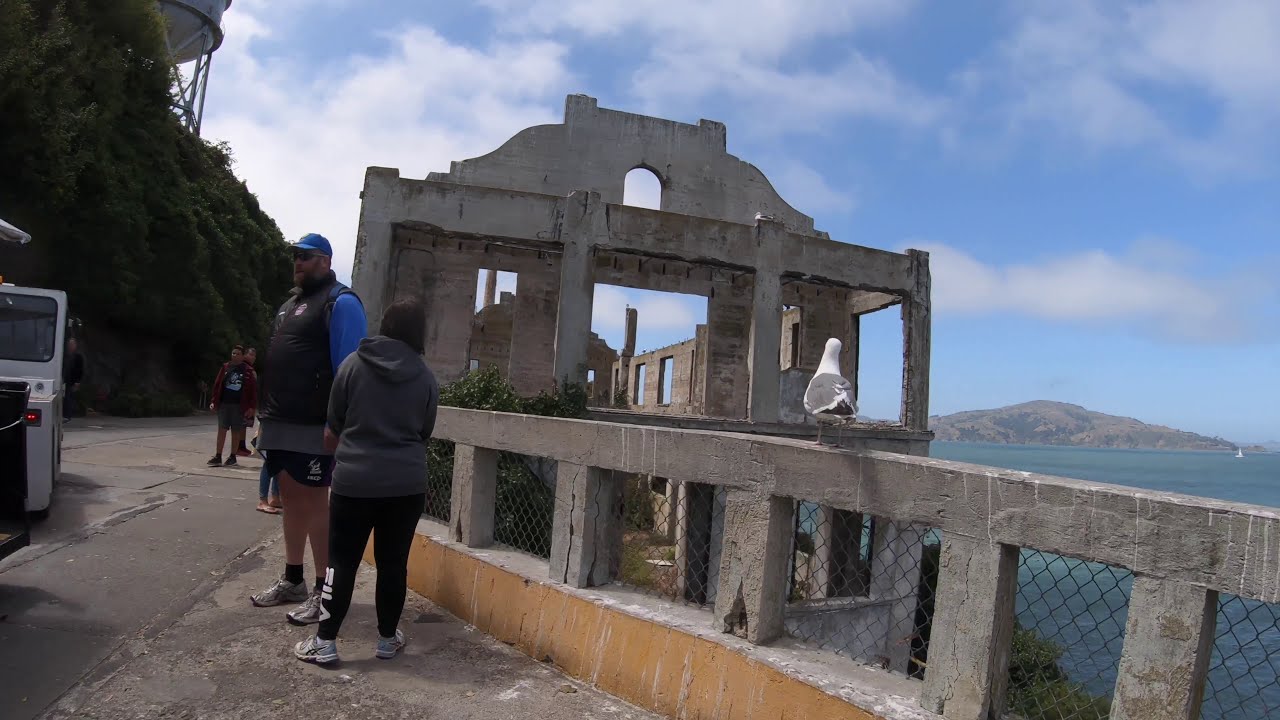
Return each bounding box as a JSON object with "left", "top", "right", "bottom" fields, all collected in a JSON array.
[{"left": 803, "top": 338, "right": 858, "bottom": 445}]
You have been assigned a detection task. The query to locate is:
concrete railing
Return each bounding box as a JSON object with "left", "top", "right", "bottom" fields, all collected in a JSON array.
[{"left": 434, "top": 407, "right": 1280, "bottom": 720}]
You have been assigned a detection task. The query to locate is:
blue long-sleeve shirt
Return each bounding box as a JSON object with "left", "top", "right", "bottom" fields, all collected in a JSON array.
[{"left": 328, "top": 292, "right": 367, "bottom": 373}]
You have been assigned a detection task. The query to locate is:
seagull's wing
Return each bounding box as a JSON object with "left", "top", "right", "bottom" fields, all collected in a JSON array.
[{"left": 804, "top": 373, "right": 857, "bottom": 416}]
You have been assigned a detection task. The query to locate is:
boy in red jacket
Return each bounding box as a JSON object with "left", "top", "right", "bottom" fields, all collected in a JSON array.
[{"left": 208, "top": 345, "right": 257, "bottom": 467}]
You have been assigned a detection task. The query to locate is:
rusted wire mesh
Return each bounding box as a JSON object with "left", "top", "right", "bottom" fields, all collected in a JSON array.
[
  {"left": 1004, "top": 550, "right": 1132, "bottom": 720},
  {"left": 784, "top": 502, "right": 939, "bottom": 678},
  {"left": 618, "top": 476, "right": 723, "bottom": 607},
  {"left": 492, "top": 454, "right": 555, "bottom": 559},
  {"left": 1201, "top": 593, "right": 1280, "bottom": 719},
  {"left": 424, "top": 439, "right": 453, "bottom": 522}
]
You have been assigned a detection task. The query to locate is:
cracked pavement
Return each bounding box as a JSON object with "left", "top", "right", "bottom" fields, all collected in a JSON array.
[{"left": 0, "top": 415, "right": 658, "bottom": 719}]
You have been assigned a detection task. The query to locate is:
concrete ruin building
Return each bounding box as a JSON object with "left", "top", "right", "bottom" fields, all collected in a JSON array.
[
  {"left": 352, "top": 93, "right": 931, "bottom": 437},
  {"left": 351, "top": 94, "right": 933, "bottom": 671}
]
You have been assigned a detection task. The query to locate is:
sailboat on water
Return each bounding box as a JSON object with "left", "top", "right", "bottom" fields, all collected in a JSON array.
[{"left": 1235, "top": 447, "right": 1245, "bottom": 458}]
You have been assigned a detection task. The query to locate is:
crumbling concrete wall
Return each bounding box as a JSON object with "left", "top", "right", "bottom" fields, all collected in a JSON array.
[{"left": 615, "top": 333, "right": 704, "bottom": 414}]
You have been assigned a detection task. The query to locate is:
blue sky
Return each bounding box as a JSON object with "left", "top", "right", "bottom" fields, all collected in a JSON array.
[{"left": 199, "top": 0, "right": 1279, "bottom": 443}]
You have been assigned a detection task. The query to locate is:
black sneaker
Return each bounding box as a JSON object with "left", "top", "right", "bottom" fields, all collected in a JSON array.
[
  {"left": 207, "top": 455, "right": 223, "bottom": 466},
  {"left": 223, "top": 456, "right": 238, "bottom": 467}
]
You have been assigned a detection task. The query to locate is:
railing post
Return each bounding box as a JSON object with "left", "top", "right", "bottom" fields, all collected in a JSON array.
[
  {"left": 449, "top": 444, "right": 497, "bottom": 548},
  {"left": 713, "top": 490, "right": 795, "bottom": 644},
  {"left": 921, "top": 534, "right": 1019, "bottom": 720},
  {"left": 1112, "top": 577, "right": 1217, "bottom": 720},
  {"left": 549, "top": 463, "right": 621, "bottom": 588}
]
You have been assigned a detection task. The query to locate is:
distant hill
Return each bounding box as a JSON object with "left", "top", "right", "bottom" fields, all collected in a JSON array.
[{"left": 929, "top": 401, "right": 1238, "bottom": 451}]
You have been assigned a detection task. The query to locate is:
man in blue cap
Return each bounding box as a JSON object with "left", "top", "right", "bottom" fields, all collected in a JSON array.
[{"left": 251, "top": 233, "right": 368, "bottom": 625}]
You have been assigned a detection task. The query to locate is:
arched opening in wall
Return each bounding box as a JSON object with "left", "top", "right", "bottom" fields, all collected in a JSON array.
[{"left": 623, "top": 167, "right": 662, "bottom": 210}]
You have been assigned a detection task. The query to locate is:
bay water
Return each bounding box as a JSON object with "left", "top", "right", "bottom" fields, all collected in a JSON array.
[{"left": 930, "top": 442, "right": 1280, "bottom": 719}]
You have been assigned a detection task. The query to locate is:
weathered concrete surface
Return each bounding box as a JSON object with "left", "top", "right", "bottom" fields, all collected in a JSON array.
[
  {"left": 548, "top": 463, "right": 620, "bottom": 588},
  {"left": 1111, "top": 577, "right": 1216, "bottom": 720},
  {"left": 713, "top": 491, "right": 794, "bottom": 644},
  {"left": 450, "top": 444, "right": 497, "bottom": 547},
  {"left": 429, "top": 94, "right": 818, "bottom": 235},
  {"left": 47, "top": 537, "right": 659, "bottom": 720},
  {"left": 433, "top": 407, "right": 1280, "bottom": 604},
  {"left": 919, "top": 536, "right": 1018, "bottom": 720},
  {"left": 3, "top": 417, "right": 660, "bottom": 720}
]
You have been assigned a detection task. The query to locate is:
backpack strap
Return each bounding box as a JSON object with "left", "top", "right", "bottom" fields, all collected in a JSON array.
[{"left": 323, "top": 284, "right": 359, "bottom": 330}]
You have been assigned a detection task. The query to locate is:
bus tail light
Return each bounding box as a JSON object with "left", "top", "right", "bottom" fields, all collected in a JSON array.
[{"left": 24, "top": 409, "right": 41, "bottom": 427}]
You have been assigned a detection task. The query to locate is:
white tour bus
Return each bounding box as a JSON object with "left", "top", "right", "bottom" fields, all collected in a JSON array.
[{"left": 1, "top": 216, "right": 65, "bottom": 517}]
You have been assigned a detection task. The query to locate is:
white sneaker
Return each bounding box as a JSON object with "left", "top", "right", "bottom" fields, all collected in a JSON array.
[{"left": 294, "top": 635, "right": 338, "bottom": 664}]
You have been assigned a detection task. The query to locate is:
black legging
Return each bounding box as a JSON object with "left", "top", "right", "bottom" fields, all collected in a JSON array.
[{"left": 318, "top": 492, "right": 425, "bottom": 641}]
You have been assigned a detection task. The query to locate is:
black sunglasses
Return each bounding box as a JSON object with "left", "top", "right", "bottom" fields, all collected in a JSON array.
[{"left": 292, "top": 251, "right": 319, "bottom": 262}]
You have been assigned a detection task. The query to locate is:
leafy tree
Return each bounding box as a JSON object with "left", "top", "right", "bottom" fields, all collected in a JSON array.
[{"left": 0, "top": 0, "right": 291, "bottom": 405}]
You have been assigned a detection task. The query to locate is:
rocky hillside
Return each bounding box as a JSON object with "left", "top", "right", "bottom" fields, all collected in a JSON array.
[{"left": 930, "top": 401, "right": 1237, "bottom": 451}]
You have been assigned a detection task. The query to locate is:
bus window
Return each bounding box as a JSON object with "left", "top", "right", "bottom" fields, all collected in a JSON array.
[{"left": 0, "top": 293, "right": 59, "bottom": 362}]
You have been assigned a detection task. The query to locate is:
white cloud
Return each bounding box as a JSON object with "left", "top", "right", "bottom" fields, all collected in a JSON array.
[
  {"left": 200, "top": 1, "right": 575, "bottom": 282},
  {"left": 477, "top": 0, "right": 943, "bottom": 134},
  {"left": 920, "top": 240, "right": 1278, "bottom": 344},
  {"left": 591, "top": 286, "right": 705, "bottom": 352},
  {"left": 771, "top": 163, "right": 856, "bottom": 215},
  {"left": 978, "top": 0, "right": 1280, "bottom": 177}
]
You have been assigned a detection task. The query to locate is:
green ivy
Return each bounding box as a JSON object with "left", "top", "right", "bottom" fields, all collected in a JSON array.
[{"left": 427, "top": 367, "right": 589, "bottom": 556}]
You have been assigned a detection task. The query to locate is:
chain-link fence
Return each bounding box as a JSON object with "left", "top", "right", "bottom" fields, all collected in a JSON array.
[
  {"left": 1201, "top": 593, "right": 1280, "bottom": 719},
  {"left": 1004, "top": 550, "right": 1132, "bottom": 720},
  {"left": 492, "top": 453, "right": 555, "bottom": 559},
  {"left": 618, "top": 476, "right": 723, "bottom": 607},
  {"left": 783, "top": 503, "right": 939, "bottom": 679},
  {"left": 424, "top": 439, "right": 453, "bottom": 522}
]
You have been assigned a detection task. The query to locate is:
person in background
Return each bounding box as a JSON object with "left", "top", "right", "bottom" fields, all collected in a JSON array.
[
  {"left": 62, "top": 337, "right": 84, "bottom": 422},
  {"left": 208, "top": 345, "right": 256, "bottom": 467},
  {"left": 293, "top": 297, "right": 437, "bottom": 664},
  {"left": 237, "top": 347, "right": 258, "bottom": 457},
  {"left": 251, "top": 233, "right": 367, "bottom": 626}
]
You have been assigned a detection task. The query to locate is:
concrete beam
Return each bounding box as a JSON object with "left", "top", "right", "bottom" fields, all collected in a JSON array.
[
  {"left": 433, "top": 407, "right": 1280, "bottom": 603},
  {"left": 920, "top": 536, "right": 1019, "bottom": 720},
  {"left": 553, "top": 192, "right": 604, "bottom": 387},
  {"left": 549, "top": 463, "right": 621, "bottom": 588},
  {"left": 900, "top": 250, "right": 931, "bottom": 431},
  {"left": 603, "top": 203, "right": 915, "bottom": 294},
  {"left": 849, "top": 290, "right": 901, "bottom": 316},
  {"left": 450, "top": 444, "right": 498, "bottom": 548},
  {"left": 747, "top": 221, "right": 784, "bottom": 423},
  {"left": 713, "top": 491, "right": 794, "bottom": 644},
  {"left": 1111, "top": 577, "right": 1216, "bottom": 720}
]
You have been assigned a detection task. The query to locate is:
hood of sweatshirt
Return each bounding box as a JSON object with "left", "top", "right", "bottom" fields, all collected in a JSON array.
[{"left": 355, "top": 336, "right": 425, "bottom": 383}]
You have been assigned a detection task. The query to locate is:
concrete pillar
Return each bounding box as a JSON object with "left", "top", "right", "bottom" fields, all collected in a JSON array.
[
  {"left": 509, "top": 269, "right": 559, "bottom": 395},
  {"left": 920, "top": 534, "right": 1019, "bottom": 720},
  {"left": 450, "top": 444, "right": 498, "bottom": 548},
  {"left": 703, "top": 287, "right": 751, "bottom": 418},
  {"left": 549, "top": 463, "right": 621, "bottom": 588},
  {"left": 900, "top": 249, "right": 931, "bottom": 431},
  {"left": 482, "top": 268, "right": 498, "bottom": 308},
  {"left": 623, "top": 306, "right": 638, "bottom": 355},
  {"left": 1111, "top": 577, "right": 1217, "bottom": 720},
  {"left": 351, "top": 167, "right": 401, "bottom": 333},
  {"left": 868, "top": 519, "right": 928, "bottom": 674},
  {"left": 808, "top": 504, "right": 837, "bottom": 598},
  {"left": 747, "top": 220, "right": 785, "bottom": 424},
  {"left": 713, "top": 490, "right": 795, "bottom": 644},
  {"left": 424, "top": 264, "right": 478, "bottom": 385},
  {"left": 553, "top": 191, "right": 604, "bottom": 388}
]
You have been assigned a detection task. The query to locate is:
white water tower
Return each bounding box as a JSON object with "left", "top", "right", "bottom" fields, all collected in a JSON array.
[{"left": 157, "top": 0, "right": 231, "bottom": 135}]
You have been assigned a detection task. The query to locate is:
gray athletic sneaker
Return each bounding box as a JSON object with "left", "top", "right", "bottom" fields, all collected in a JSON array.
[
  {"left": 251, "top": 576, "right": 309, "bottom": 607},
  {"left": 286, "top": 589, "right": 322, "bottom": 626},
  {"left": 294, "top": 635, "right": 338, "bottom": 664},
  {"left": 376, "top": 629, "right": 406, "bottom": 659}
]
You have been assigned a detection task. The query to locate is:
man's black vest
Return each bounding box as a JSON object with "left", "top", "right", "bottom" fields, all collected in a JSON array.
[{"left": 259, "top": 274, "right": 352, "bottom": 425}]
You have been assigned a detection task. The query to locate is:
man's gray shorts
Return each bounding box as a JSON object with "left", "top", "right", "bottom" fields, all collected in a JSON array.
[{"left": 217, "top": 404, "right": 246, "bottom": 430}]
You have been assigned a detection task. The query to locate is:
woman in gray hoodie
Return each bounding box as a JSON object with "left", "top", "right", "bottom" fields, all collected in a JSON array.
[{"left": 293, "top": 297, "right": 439, "bottom": 664}]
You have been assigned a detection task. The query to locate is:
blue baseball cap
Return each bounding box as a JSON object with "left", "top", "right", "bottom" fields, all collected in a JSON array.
[{"left": 292, "top": 233, "right": 333, "bottom": 257}]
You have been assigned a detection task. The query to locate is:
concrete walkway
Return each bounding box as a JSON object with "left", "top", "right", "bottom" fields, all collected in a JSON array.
[{"left": 1, "top": 415, "right": 657, "bottom": 719}]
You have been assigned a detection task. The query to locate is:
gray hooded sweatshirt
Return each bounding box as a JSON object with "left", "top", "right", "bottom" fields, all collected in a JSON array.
[{"left": 327, "top": 335, "right": 439, "bottom": 498}]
